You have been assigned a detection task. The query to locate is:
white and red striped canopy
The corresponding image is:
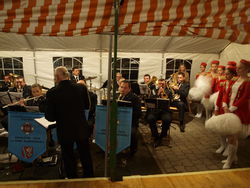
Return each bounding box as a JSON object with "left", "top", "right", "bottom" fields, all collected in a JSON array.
[{"left": 0, "top": 0, "right": 249, "bottom": 44}]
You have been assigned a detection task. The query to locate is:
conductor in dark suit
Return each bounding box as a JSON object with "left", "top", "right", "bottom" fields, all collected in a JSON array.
[
  {"left": 45, "top": 66, "right": 93, "bottom": 178},
  {"left": 118, "top": 80, "right": 141, "bottom": 155},
  {"left": 172, "top": 72, "right": 190, "bottom": 132},
  {"left": 70, "top": 67, "right": 85, "bottom": 83}
]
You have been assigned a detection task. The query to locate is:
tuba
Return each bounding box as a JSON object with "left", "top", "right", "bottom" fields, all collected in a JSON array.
[
  {"left": 8, "top": 73, "right": 19, "bottom": 88},
  {"left": 166, "top": 74, "right": 180, "bottom": 100}
]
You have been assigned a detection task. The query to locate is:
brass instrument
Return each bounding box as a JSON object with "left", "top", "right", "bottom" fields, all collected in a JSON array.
[
  {"left": 158, "top": 86, "right": 168, "bottom": 99},
  {"left": 166, "top": 75, "right": 180, "bottom": 100},
  {"left": 8, "top": 73, "right": 19, "bottom": 88},
  {"left": 146, "top": 76, "right": 158, "bottom": 97}
]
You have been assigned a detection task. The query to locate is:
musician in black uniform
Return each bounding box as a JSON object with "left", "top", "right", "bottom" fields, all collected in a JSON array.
[
  {"left": 171, "top": 72, "right": 190, "bottom": 132},
  {"left": 25, "top": 84, "right": 46, "bottom": 111},
  {"left": 70, "top": 67, "right": 85, "bottom": 83},
  {"left": 118, "top": 80, "right": 141, "bottom": 155},
  {"left": 45, "top": 66, "right": 93, "bottom": 178},
  {"left": 146, "top": 79, "right": 172, "bottom": 147},
  {"left": 0, "top": 75, "right": 11, "bottom": 91},
  {"left": 10, "top": 77, "right": 32, "bottom": 98},
  {"left": 0, "top": 84, "right": 45, "bottom": 135}
]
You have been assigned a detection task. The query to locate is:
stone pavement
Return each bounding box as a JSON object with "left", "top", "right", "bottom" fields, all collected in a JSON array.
[{"left": 139, "top": 115, "right": 250, "bottom": 174}]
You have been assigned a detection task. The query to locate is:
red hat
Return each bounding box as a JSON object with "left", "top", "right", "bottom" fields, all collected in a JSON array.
[
  {"left": 211, "top": 60, "right": 220, "bottom": 65},
  {"left": 218, "top": 65, "right": 225, "bottom": 70},
  {"left": 227, "top": 61, "right": 237, "bottom": 67},
  {"left": 227, "top": 66, "right": 237, "bottom": 74},
  {"left": 240, "top": 59, "right": 250, "bottom": 66},
  {"left": 227, "top": 65, "right": 236, "bottom": 71},
  {"left": 200, "top": 62, "right": 207, "bottom": 67}
]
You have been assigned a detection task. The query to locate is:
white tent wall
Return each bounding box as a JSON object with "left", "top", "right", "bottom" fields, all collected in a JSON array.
[
  {"left": 220, "top": 43, "right": 250, "bottom": 64},
  {"left": 34, "top": 51, "right": 101, "bottom": 88},
  {"left": 164, "top": 53, "right": 219, "bottom": 86},
  {"left": 0, "top": 50, "right": 219, "bottom": 89},
  {"left": 0, "top": 51, "right": 35, "bottom": 84}
]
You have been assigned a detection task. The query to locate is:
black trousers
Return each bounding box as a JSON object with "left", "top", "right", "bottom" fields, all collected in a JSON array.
[
  {"left": 60, "top": 138, "right": 94, "bottom": 178},
  {"left": 130, "top": 126, "right": 138, "bottom": 153},
  {"left": 146, "top": 110, "right": 172, "bottom": 139},
  {"left": 172, "top": 101, "right": 186, "bottom": 124}
]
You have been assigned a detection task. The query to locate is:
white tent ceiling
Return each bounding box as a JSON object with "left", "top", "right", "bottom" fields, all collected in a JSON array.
[{"left": 0, "top": 32, "right": 230, "bottom": 54}]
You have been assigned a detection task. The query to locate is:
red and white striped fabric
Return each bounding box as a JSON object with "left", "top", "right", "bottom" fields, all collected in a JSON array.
[{"left": 0, "top": 0, "right": 249, "bottom": 43}]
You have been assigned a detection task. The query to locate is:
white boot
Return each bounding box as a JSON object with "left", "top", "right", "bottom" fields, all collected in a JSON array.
[
  {"left": 222, "top": 144, "right": 237, "bottom": 169},
  {"left": 215, "top": 136, "right": 226, "bottom": 153},
  {"left": 0, "top": 128, "right": 5, "bottom": 133},
  {"left": 195, "top": 104, "right": 202, "bottom": 118},
  {"left": 222, "top": 145, "right": 229, "bottom": 156},
  {"left": 0, "top": 131, "right": 8, "bottom": 137}
]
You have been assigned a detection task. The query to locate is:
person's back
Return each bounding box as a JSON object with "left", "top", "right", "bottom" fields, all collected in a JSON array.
[
  {"left": 45, "top": 66, "right": 93, "bottom": 178},
  {"left": 46, "top": 80, "right": 89, "bottom": 140}
]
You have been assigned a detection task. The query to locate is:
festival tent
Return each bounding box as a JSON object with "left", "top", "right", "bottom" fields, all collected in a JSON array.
[{"left": 0, "top": 0, "right": 249, "bottom": 88}]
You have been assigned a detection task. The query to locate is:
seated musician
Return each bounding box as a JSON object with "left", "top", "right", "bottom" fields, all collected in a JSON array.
[
  {"left": 25, "top": 84, "right": 46, "bottom": 112},
  {"left": 118, "top": 80, "right": 141, "bottom": 156},
  {"left": 146, "top": 79, "right": 172, "bottom": 148},
  {"left": 70, "top": 67, "right": 85, "bottom": 83},
  {"left": 171, "top": 72, "right": 190, "bottom": 132},
  {"left": 140, "top": 74, "right": 151, "bottom": 84},
  {"left": 0, "top": 84, "right": 45, "bottom": 136},
  {"left": 173, "top": 64, "right": 190, "bottom": 84},
  {"left": 0, "top": 75, "right": 11, "bottom": 91},
  {"left": 100, "top": 72, "right": 124, "bottom": 92},
  {"left": 10, "top": 77, "right": 32, "bottom": 98}
]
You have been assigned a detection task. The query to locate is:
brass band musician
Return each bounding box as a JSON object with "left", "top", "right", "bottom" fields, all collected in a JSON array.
[
  {"left": 146, "top": 79, "right": 172, "bottom": 148},
  {"left": 171, "top": 72, "right": 190, "bottom": 132}
]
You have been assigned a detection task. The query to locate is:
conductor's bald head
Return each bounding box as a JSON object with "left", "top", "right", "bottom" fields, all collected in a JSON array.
[{"left": 55, "top": 66, "right": 70, "bottom": 84}]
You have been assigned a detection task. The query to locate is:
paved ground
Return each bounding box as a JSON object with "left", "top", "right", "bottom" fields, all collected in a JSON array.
[{"left": 139, "top": 115, "right": 250, "bottom": 174}]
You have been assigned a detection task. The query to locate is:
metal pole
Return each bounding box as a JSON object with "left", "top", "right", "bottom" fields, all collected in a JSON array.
[
  {"left": 33, "top": 51, "right": 38, "bottom": 83},
  {"left": 109, "top": 0, "right": 119, "bottom": 181},
  {"left": 104, "top": 34, "right": 113, "bottom": 177}
]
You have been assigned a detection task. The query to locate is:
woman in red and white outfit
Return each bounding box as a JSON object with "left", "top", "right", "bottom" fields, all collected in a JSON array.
[
  {"left": 194, "top": 62, "right": 207, "bottom": 118},
  {"left": 214, "top": 62, "right": 237, "bottom": 155},
  {"left": 213, "top": 65, "right": 226, "bottom": 93},
  {"left": 203, "top": 60, "right": 219, "bottom": 119},
  {"left": 222, "top": 59, "right": 250, "bottom": 169}
]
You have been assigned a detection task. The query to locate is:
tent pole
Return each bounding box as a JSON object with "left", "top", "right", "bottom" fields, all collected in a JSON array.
[
  {"left": 105, "top": 34, "right": 113, "bottom": 177},
  {"left": 109, "top": 0, "right": 119, "bottom": 181},
  {"left": 99, "top": 35, "right": 103, "bottom": 102},
  {"left": 161, "top": 53, "right": 164, "bottom": 78},
  {"left": 33, "top": 51, "right": 38, "bottom": 84}
]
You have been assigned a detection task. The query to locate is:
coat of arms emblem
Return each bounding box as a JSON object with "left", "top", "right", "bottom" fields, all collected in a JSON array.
[
  {"left": 21, "top": 122, "right": 34, "bottom": 134},
  {"left": 22, "top": 146, "right": 33, "bottom": 159}
]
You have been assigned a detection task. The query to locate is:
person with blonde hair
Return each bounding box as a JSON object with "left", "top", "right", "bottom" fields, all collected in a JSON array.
[{"left": 221, "top": 59, "right": 250, "bottom": 169}]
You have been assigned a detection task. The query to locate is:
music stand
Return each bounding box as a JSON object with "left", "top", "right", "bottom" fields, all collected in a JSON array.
[
  {"left": 0, "top": 92, "right": 22, "bottom": 105},
  {"left": 139, "top": 84, "right": 150, "bottom": 95},
  {"left": 145, "top": 98, "right": 170, "bottom": 111}
]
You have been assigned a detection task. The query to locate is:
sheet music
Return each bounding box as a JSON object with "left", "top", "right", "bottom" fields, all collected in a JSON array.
[{"left": 34, "top": 117, "right": 56, "bottom": 129}]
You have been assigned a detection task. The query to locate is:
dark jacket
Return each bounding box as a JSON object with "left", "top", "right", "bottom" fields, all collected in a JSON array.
[
  {"left": 175, "top": 82, "right": 190, "bottom": 107},
  {"left": 119, "top": 91, "right": 141, "bottom": 127},
  {"left": 9, "top": 85, "right": 32, "bottom": 98},
  {"left": 26, "top": 96, "right": 46, "bottom": 112},
  {"left": 45, "top": 80, "right": 90, "bottom": 141},
  {"left": 70, "top": 74, "right": 85, "bottom": 83}
]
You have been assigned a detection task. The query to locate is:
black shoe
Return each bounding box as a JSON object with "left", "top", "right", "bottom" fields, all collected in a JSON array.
[
  {"left": 153, "top": 138, "right": 162, "bottom": 148},
  {"left": 180, "top": 124, "right": 185, "bottom": 132}
]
